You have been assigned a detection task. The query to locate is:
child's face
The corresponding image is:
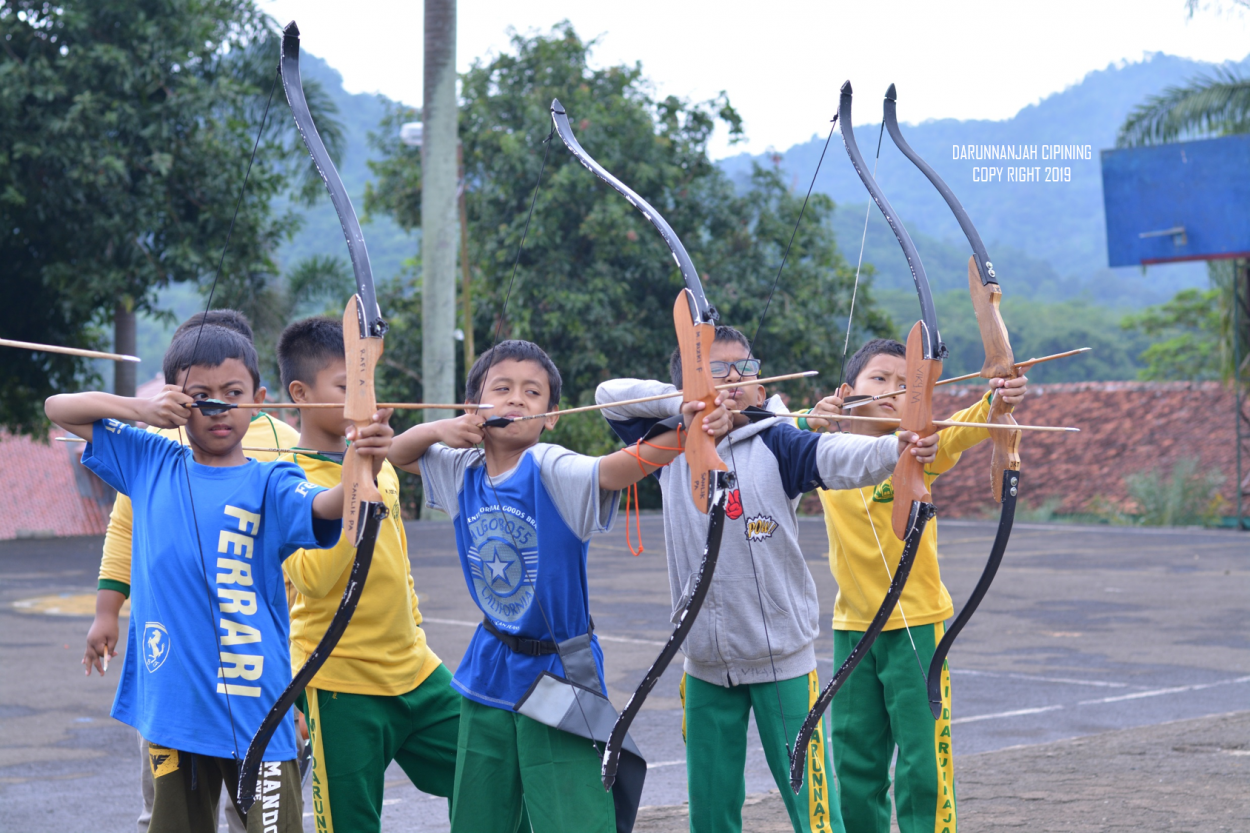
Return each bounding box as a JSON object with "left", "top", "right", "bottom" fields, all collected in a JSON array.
[
  {"left": 842, "top": 353, "right": 907, "bottom": 425},
  {"left": 710, "top": 340, "right": 765, "bottom": 415},
  {"left": 291, "top": 359, "right": 350, "bottom": 437},
  {"left": 182, "top": 358, "right": 265, "bottom": 455},
  {"left": 480, "top": 358, "right": 558, "bottom": 444}
]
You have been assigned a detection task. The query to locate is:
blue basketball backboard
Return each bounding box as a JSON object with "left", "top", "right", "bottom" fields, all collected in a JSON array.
[{"left": 1101, "top": 133, "right": 1250, "bottom": 267}]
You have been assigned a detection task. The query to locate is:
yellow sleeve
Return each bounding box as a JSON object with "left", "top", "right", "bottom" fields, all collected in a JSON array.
[
  {"left": 928, "top": 391, "right": 993, "bottom": 477},
  {"left": 98, "top": 494, "right": 135, "bottom": 593}
]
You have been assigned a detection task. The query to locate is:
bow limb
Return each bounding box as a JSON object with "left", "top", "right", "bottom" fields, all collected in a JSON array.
[
  {"left": 882, "top": 84, "right": 1021, "bottom": 718},
  {"left": 236, "top": 22, "right": 389, "bottom": 814},
  {"left": 789, "top": 81, "right": 943, "bottom": 792}
]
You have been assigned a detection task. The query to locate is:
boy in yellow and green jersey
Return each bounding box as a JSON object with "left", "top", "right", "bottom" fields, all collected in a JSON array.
[
  {"left": 274, "top": 317, "right": 526, "bottom": 833},
  {"left": 82, "top": 310, "right": 296, "bottom": 833},
  {"left": 796, "top": 338, "right": 1028, "bottom": 833}
]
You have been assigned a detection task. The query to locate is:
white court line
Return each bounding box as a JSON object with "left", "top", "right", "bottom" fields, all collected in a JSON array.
[
  {"left": 954, "top": 669, "right": 1136, "bottom": 689},
  {"left": 951, "top": 705, "right": 1064, "bottom": 725},
  {"left": 647, "top": 759, "right": 686, "bottom": 769},
  {"left": 951, "top": 675, "right": 1250, "bottom": 725},
  {"left": 1078, "top": 675, "right": 1250, "bottom": 705},
  {"left": 421, "top": 616, "right": 666, "bottom": 646}
]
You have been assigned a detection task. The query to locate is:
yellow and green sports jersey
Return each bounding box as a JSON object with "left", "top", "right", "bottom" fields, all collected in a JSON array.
[
  {"left": 814, "top": 392, "right": 993, "bottom": 632},
  {"left": 97, "top": 413, "right": 301, "bottom": 593},
  {"left": 283, "top": 453, "right": 440, "bottom": 696}
]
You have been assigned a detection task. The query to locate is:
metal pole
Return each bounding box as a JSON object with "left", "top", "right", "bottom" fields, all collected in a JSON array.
[
  {"left": 458, "top": 141, "right": 475, "bottom": 372},
  {"left": 421, "top": 0, "right": 458, "bottom": 426},
  {"left": 1237, "top": 258, "right": 1249, "bottom": 530}
]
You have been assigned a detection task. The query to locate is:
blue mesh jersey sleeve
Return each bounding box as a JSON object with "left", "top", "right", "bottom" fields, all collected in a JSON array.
[{"left": 757, "top": 423, "right": 827, "bottom": 500}]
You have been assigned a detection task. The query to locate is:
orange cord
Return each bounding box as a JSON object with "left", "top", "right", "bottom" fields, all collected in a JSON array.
[{"left": 621, "top": 426, "right": 685, "bottom": 556}]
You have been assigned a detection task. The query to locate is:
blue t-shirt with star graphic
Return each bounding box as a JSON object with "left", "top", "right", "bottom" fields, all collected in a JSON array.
[
  {"left": 82, "top": 419, "right": 341, "bottom": 760},
  {"left": 419, "top": 443, "right": 619, "bottom": 709}
]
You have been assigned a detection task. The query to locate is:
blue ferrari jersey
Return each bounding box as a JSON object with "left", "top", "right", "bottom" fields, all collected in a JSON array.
[{"left": 83, "top": 419, "right": 340, "bottom": 759}]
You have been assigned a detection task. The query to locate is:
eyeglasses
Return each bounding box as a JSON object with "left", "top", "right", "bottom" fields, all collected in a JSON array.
[{"left": 709, "top": 359, "right": 761, "bottom": 379}]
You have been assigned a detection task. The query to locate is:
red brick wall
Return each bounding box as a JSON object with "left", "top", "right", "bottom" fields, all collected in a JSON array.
[{"left": 930, "top": 381, "right": 1242, "bottom": 518}]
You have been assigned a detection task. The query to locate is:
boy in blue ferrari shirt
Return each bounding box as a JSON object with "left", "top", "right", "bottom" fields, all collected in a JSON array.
[{"left": 45, "top": 324, "right": 393, "bottom": 833}]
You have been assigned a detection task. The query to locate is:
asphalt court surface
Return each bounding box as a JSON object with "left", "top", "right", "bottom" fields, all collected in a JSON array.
[{"left": 1, "top": 516, "right": 1246, "bottom": 831}]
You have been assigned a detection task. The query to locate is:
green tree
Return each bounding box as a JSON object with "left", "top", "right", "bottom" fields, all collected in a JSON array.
[
  {"left": 1121, "top": 287, "right": 1224, "bottom": 380},
  {"left": 0, "top": 0, "right": 343, "bottom": 433},
  {"left": 365, "top": 23, "right": 892, "bottom": 416}
]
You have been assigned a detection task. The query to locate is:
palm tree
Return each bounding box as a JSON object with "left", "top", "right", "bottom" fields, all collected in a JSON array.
[{"left": 1116, "top": 65, "right": 1250, "bottom": 146}]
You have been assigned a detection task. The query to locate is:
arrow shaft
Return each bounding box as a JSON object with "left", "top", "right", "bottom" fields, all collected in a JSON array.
[
  {"left": 739, "top": 411, "right": 1077, "bottom": 433},
  {"left": 0, "top": 338, "right": 140, "bottom": 363}
]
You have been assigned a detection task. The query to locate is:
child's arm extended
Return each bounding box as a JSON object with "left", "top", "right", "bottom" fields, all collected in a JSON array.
[
  {"left": 45, "top": 386, "right": 194, "bottom": 440},
  {"left": 309, "top": 413, "right": 393, "bottom": 519},
  {"left": 388, "top": 414, "right": 486, "bottom": 473},
  {"left": 598, "top": 398, "right": 726, "bottom": 490}
]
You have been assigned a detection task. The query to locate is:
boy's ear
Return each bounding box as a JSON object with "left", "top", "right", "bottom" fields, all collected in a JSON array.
[
  {"left": 543, "top": 407, "right": 560, "bottom": 433},
  {"left": 838, "top": 382, "right": 854, "bottom": 400},
  {"left": 288, "top": 379, "right": 310, "bottom": 403},
  {"left": 253, "top": 385, "right": 267, "bottom": 405}
]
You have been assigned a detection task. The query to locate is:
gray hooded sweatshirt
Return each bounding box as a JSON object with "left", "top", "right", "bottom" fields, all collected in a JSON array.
[{"left": 595, "top": 378, "right": 900, "bottom": 686}]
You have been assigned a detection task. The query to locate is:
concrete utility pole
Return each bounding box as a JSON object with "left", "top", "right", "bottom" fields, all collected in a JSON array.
[
  {"left": 422, "top": 0, "right": 458, "bottom": 424},
  {"left": 114, "top": 299, "right": 135, "bottom": 399}
]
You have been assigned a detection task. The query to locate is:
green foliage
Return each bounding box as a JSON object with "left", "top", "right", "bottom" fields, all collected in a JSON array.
[
  {"left": 0, "top": 1, "right": 343, "bottom": 433},
  {"left": 1121, "top": 287, "right": 1223, "bottom": 381},
  {"left": 364, "top": 23, "right": 893, "bottom": 418},
  {"left": 878, "top": 288, "right": 1151, "bottom": 383},
  {"left": 1014, "top": 496, "right": 1065, "bottom": 523},
  {"left": 1125, "top": 457, "right": 1226, "bottom": 526},
  {"left": 1117, "top": 66, "right": 1250, "bottom": 147}
]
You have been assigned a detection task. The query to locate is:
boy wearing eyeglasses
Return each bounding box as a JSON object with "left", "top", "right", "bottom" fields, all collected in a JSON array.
[{"left": 594, "top": 326, "right": 938, "bottom": 833}]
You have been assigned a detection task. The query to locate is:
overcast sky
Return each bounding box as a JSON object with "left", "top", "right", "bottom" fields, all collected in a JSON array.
[{"left": 261, "top": 0, "right": 1250, "bottom": 158}]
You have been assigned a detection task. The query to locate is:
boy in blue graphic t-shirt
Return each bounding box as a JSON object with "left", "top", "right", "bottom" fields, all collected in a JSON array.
[
  {"left": 389, "top": 340, "right": 721, "bottom": 833},
  {"left": 45, "top": 324, "right": 393, "bottom": 833}
]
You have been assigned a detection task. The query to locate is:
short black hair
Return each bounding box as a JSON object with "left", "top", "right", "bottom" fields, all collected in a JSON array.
[
  {"left": 173, "top": 310, "right": 254, "bottom": 344},
  {"left": 669, "top": 325, "right": 751, "bottom": 389},
  {"left": 163, "top": 324, "right": 261, "bottom": 392},
  {"left": 466, "top": 340, "right": 562, "bottom": 409},
  {"left": 844, "top": 338, "right": 906, "bottom": 388},
  {"left": 277, "top": 317, "right": 345, "bottom": 393}
]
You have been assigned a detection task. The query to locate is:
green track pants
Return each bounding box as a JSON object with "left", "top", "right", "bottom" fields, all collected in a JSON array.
[
  {"left": 831, "top": 623, "right": 956, "bottom": 833},
  {"left": 682, "top": 670, "right": 845, "bottom": 833}
]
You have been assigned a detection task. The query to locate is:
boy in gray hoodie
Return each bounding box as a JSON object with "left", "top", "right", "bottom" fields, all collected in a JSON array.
[{"left": 595, "top": 325, "right": 937, "bottom": 833}]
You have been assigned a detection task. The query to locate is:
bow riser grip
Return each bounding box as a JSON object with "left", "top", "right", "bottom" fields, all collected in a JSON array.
[
  {"left": 892, "top": 321, "right": 940, "bottom": 540},
  {"left": 341, "top": 296, "right": 384, "bottom": 534},
  {"left": 343, "top": 295, "right": 383, "bottom": 424},
  {"left": 673, "top": 290, "right": 727, "bottom": 513}
]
